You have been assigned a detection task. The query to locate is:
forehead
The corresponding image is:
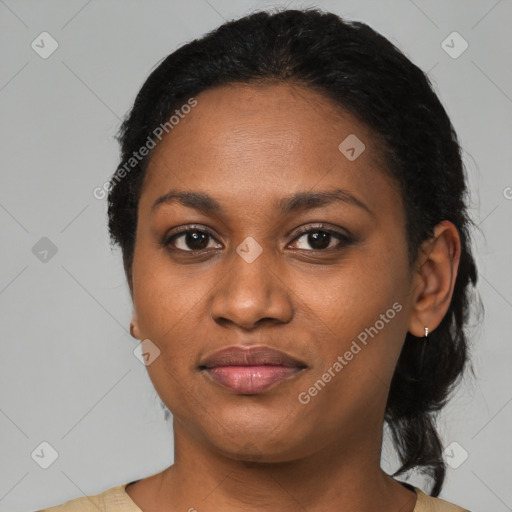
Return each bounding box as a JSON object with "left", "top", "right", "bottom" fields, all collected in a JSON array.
[{"left": 138, "top": 82, "right": 399, "bottom": 215}]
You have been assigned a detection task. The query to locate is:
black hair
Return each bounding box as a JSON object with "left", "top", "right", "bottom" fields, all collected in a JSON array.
[{"left": 107, "top": 8, "right": 478, "bottom": 497}]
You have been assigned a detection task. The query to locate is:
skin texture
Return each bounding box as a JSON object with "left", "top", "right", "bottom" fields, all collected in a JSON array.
[{"left": 127, "top": 82, "right": 461, "bottom": 511}]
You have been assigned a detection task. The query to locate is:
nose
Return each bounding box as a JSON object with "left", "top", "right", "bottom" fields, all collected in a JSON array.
[{"left": 210, "top": 245, "right": 294, "bottom": 330}]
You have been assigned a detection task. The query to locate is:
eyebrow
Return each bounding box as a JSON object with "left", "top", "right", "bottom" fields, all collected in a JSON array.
[{"left": 151, "top": 188, "right": 373, "bottom": 216}]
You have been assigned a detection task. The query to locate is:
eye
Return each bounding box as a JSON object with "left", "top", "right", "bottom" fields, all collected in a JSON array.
[
  {"left": 164, "top": 227, "right": 222, "bottom": 252},
  {"left": 162, "top": 224, "right": 353, "bottom": 254},
  {"left": 288, "top": 226, "right": 353, "bottom": 251}
]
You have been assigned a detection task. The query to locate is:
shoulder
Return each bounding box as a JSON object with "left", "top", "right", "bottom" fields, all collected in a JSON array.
[
  {"left": 33, "top": 483, "right": 142, "bottom": 512},
  {"left": 414, "top": 487, "right": 472, "bottom": 512}
]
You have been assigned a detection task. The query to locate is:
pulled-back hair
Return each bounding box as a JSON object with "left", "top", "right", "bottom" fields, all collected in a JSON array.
[{"left": 107, "top": 8, "right": 478, "bottom": 496}]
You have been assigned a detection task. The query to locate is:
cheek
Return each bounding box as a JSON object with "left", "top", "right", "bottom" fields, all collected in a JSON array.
[
  {"left": 291, "top": 240, "right": 410, "bottom": 383},
  {"left": 131, "top": 254, "right": 208, "bottom": 404},
  {"left": 294, "top": 249, "right": 407, "bottom": 335},
  {"left": 132, "top": 240, "right": 213, "bottom": 337}
]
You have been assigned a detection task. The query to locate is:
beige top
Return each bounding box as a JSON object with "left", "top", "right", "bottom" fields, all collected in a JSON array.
[{"left": 36, "top": 480, "right": 471, "bottom": 511}]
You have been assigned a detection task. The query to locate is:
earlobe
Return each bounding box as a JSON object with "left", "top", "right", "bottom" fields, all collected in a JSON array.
[
  {"left": 130, "top": 312, "right": 141, "bottom": 340},
  {"left": 408, "top": 221, "right": 461, "bottom": 337}
]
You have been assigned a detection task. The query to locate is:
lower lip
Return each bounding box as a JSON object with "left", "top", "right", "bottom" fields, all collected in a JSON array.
[{"left": 203, "top": 365, "right": 303, "bottom": 393}]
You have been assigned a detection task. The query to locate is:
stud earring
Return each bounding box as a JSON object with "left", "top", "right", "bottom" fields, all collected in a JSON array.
[{"left": 419, "top": 326, "right": 429, "bottom": 372}]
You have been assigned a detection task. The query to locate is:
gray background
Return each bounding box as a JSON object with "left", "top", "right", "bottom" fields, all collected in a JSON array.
[{"left": 1, "top": 0, "right": 511, "bottom": 511}]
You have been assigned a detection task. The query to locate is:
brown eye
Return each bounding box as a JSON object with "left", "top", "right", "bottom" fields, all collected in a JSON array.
[
  {"left": 290, "top": 228, "right": 352, "bottom": 251},
  {"left": 166, "top": 229, "right": 221, "bottom": 252},
  {"left": 305, "top": 231, "right": 331, "bottom": 250}
]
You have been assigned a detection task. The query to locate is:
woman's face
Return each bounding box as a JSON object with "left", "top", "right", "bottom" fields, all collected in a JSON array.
[{"left": 131, "top": 82, "right": 415, "bottom": 462}]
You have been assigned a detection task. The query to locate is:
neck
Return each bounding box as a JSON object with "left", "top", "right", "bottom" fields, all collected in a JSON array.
[{"left": 150, "top": 419, "right": 416, "bottom": 512}]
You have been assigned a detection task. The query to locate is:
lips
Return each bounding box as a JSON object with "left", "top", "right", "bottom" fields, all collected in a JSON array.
[{"left": 199, "top": 345, "right": 307, "bottom": 394}]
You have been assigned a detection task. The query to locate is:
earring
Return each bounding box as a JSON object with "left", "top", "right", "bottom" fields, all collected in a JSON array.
[{"left": 419, "top": 326, "right": 429, "bottom": 372}]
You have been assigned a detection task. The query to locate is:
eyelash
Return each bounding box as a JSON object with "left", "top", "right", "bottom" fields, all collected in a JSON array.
[{"left": 161, "top": 223, "right": 354, "bottom": 254}]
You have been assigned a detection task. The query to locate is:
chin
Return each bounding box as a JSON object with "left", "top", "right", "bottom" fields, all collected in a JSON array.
[{"left": 202, "top": 420, "right": 316, "bottom": 464}]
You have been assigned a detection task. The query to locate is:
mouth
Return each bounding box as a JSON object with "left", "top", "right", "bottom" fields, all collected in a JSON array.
[{"left": 198, "top": 345, "right": 307, "bottom": 394}]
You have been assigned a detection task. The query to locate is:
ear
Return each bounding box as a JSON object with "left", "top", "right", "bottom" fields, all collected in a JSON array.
[
  {"left": 408, "top": 220, "right": 461, "bottom": 337},
  {"left": 130, "top": 310, "right": 141, "bottom": 340}
]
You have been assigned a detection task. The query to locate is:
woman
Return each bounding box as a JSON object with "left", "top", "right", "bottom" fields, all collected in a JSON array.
[{"left": 38, "top": 8, "right": 476, "bottom": 512}]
